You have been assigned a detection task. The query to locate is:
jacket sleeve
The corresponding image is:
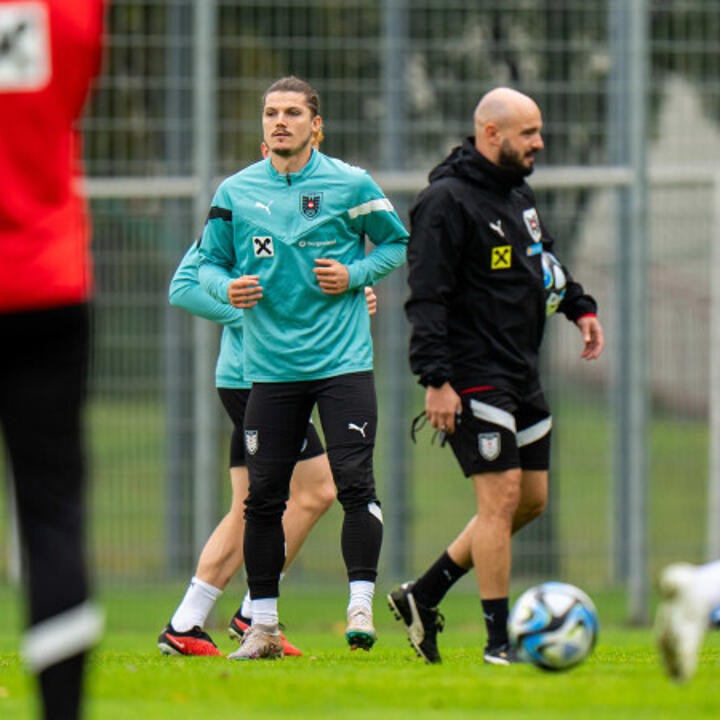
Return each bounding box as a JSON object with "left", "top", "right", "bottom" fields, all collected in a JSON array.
[
  {"left": 345, "top": 173, "right": 409, "bottom": 290},
  {"left": 169, "top": 240, "right": 244, "bottom": 329},
  {"left": 197, "top": 184, "right": 237, "bottom": 304},
  {"left": 558, "top": 271, "right": 598, "bottom": 321},
  {"left": 404, "top": 183, "right": 466, "bottom": 385}
]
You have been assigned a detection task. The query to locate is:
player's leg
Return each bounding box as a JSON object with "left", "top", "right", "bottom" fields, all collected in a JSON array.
[
  {"left": 316, "top": 371, "right": 382, "bottom": 651},
  {"left": 284, "top": 449, "right": 336, "bottom": 568},
  {"left": 473, "top": 393, "right": 551, "bottom": 664},
  {"left": 0, "top": 304, "right": 102, "bottom": 720},
  {"left": 159, "top": 389, "right": 252, "bottom": 656},
  {"left": 656, "top": 559, "right": 720, "bottom": 681},
  {"left": 195, "top": 464, "right": 248, "bottom": 588},
  {"left": 229, "top": 425, "right": 334, "bottom": 657},
  {"left": 229, "top": 382, "right": 311, "bottom": 660},
  {"left": 390, "top": 469, "right": 547, "bottom": 665}
]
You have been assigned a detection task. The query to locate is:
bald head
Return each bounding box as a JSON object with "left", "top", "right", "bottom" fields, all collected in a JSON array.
[
  {"left": 473, "top": 87, "right": 544, "bottom": 175},
  {"left": 474, "top": 87, "right": 539, "bottom": 129}
]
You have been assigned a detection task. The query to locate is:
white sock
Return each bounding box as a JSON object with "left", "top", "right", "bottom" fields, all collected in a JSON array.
[
  {"left": 242, "top": 572, "right": 284, "bottom": 620},
  {"left": 348, "top": 580, "right": 375, "bottom": 613},
  {"left": 251, "top": 597, "right": 279, "bottom": 628},
  {"left": 170, "top": 576, "right": 222, "bottom": 632},
  {"left": 240, "top": 591, "right": 252, "bottom": 619}
]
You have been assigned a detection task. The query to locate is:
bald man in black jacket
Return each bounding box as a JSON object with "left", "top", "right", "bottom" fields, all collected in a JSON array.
[{"left": 389, "top": 87, "right": 604, "bottom": 665}]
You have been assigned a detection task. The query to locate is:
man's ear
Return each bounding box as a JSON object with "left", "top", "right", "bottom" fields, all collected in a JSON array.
[{"left": 483, "top": 121, "right": 501, "bottom": 147}]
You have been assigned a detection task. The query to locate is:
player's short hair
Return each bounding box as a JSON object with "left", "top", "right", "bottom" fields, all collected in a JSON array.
[{"left": 263, "top": 76, "right": 320, "bottom": 117}]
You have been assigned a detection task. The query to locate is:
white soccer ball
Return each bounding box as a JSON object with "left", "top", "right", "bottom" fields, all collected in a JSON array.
[
  {"left": 541, "top": 250, "right": 567, "bottom": 317},
  {"left": 507, "top": 581, "right": 599, "bottom": 671}
]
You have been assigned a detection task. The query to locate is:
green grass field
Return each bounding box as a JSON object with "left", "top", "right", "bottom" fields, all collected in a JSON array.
[{"left": 1, "top": 587, "right": 719, "bottom": 719}]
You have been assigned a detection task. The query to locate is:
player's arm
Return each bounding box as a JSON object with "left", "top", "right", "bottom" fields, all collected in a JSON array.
[
  {"left": 536, "top": 212, "right": 603, "bottom": 360},
  {"left": 169, "top": 240, "right": 244, "bottom": 328},
  {"left": 313, "top": 175, "right": 408, "bottom": 295},
  {"left": 197, "top": 187, "right": 239, "bottom": 304},
  {"left": 405, "top": 186, "right": 465, "bottom": 432}
]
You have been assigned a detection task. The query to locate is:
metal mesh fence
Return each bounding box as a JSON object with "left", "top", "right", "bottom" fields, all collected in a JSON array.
[{"left": 3, "top": 1, "right": 720, "bottom": 620}]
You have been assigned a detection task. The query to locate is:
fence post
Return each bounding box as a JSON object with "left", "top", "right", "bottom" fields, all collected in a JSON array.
[
  {"left": 707, "top": 174, "right": 720, "bottom": 559},
  {"left": 192, "top": 0, "right": 219, "bottom": 557}
]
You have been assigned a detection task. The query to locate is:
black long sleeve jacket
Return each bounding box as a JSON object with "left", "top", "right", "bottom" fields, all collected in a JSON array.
[{"left": 405, "top": 138, "right": 597, "bottom": 391}]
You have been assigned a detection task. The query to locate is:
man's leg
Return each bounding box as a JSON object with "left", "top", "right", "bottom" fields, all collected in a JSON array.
[
  {"left": 391, "top": 468, "right": 547, "bottom": 663},
  {"left": 284, "top": 453, "right": 336, "bottom": 567},
  {"left": 0, "top": 304, "right": 102, "bottom": 720},
  {"left": 316, "top": 372, "right": 381, "bottom": 650},
  {"left": 229, "top": 382, "right": 310, "bottom": 660},
  {"left": 195, "top": 466, "right": 248, "bottom": 587},
  {"left": 158, "top": 465, "right": 249, "bottom": 656}
]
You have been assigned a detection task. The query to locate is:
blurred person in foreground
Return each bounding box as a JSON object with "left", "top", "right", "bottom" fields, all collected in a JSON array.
[
  {"left": 199, "top": 75, "right": 408, "bottom": 659},
  {"left": 157, "top": 132, "right": 379, "bottom": 657},
  {"left": 390, "top": 87, "right": 604, "bottom": 665},
  {"left": 656, "top": 560, "right": 720, "bottom": 682},
  {"left": 0, "top": 1, "right": 105, "bottom": 717}
]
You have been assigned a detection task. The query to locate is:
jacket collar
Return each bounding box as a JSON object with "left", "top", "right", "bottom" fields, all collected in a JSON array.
[{"left": 265, "top": 147, "right": 321, "bottom": 184}]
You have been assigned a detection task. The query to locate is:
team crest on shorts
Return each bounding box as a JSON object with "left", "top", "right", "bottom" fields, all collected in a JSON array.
[
  {"left": 245, "top": 430, "right": 259, "bottom": 455},
  {"left": 300, "top": 192, "right": 322, "bottom": 219},
  {"left": 478, "top": 432, "right": 501, "bottom": 461}
]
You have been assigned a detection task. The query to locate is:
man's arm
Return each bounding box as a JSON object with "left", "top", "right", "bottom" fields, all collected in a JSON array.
[
  {"left": 169, "top": 240, "right": 244, "bottom": 328},
  {"left": 314, "top": 174, "right": 408, "bottom": 294},
  {"left": 197, "top": 193, "right": 237, "bottom": 304},
  {"left": 405, "top": 184, "right": 464, "bottom": 388}
]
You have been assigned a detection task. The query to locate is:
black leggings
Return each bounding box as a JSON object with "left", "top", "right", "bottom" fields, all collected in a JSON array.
[
  {"left": 0, "top": 303, "right": 95, "bottom": 718},
  {"left": 243, "top": 371, "right": 383, "bottom": 598}
]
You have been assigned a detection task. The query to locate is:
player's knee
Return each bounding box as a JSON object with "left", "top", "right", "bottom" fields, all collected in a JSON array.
[
  {"left": 523, "top": 494, "right": 547, "bottom": 522},
  {"left": 314, "top": 479, "right": 337, "bottom": 513},
  {"left": 478, "top": 480, "right": 522, "bottom": 521},
  {"left": 245, "top": 487, "right": 287, "bottom": 522}
]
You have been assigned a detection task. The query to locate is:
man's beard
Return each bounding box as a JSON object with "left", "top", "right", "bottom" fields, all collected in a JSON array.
[
  {"left": 498, "top": 139, "right": 535, "bottom": 177},
  {"left": 272, "top": 131, "right": 312, "bottom": 158}
]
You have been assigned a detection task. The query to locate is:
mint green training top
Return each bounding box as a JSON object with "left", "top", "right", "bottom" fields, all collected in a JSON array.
[
  {"left": 168, "top": 241, "right": 250, "bottom": 389},
  {"left": 198, "top": 149, "right": 408, "bottom": 383}
]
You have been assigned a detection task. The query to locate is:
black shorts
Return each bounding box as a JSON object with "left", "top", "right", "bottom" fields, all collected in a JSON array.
[
  {"left": 447, "top": 384, "right": 552, "bottom": 477},
  {"left": 217, "top": 387, "right": 324, "bottom": 467}
]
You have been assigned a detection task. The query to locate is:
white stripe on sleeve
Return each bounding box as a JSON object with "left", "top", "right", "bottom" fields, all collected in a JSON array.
[{"left": 347, "top": 198, "right": 394, "bottom": 219}]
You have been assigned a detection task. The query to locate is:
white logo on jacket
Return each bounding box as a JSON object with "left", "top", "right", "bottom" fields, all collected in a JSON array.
[
  {"left": 0, "top": 3, "right": 50, "bottom": 91},
  {"left": 522, "top": 208, "right": 543, "bottom": 242},
  {"left": 489, "top": 219, "right": 505, "bottom": 237},
  {"left": 254, "top": 200, "right": 273, "bottom": 215}
]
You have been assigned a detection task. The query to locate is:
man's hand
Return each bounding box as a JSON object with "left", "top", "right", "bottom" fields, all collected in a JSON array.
[
  {"left": 228, "top": 275, "right": 263, "bottom": 308},
  {"left": 314, "top": 258, "right": 350, "bottom": 294},
  {"left": 426, "top": 382, "right": 462, "bottom": 434},
  {"left": 576, "top": 315, "right": 604, "bottom": 360},
  {"left": 364, "top": 286, "right": 377, "bottom": 316}
]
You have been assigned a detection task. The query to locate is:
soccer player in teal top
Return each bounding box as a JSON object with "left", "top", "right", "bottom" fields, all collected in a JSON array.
[{"left": 199, "top": 76, "right": 408, "bottom": 659}]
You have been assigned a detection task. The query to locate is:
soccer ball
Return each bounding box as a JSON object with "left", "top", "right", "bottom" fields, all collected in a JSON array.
[
  {"left": 507, "top": 581, "right": 599, "bottom": 671},
  {"left": 541, "top": 250, "right": 567, "bottom": 317}
]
